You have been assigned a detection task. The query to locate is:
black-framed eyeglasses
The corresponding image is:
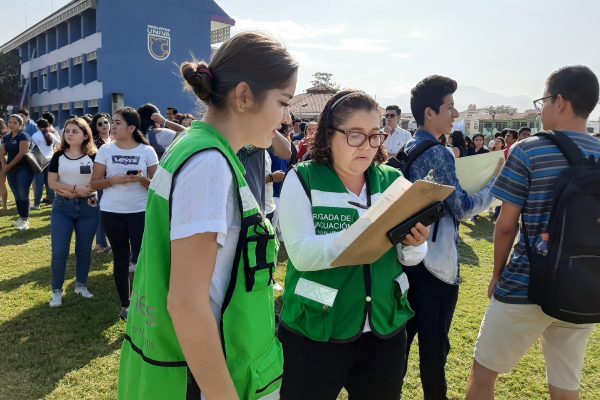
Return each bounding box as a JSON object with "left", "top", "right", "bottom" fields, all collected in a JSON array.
[
  {"left": 385, "top": 113, "right": 397, "bottom": 118},
  {"left": 533, "top": 95, "right": 557, "bottom": 112},
  {"left": 97, "top": 120, "right": 110, "bottom": 127},
  {"left": 332, "top": 127, "right": 388, "bottom": 148}
]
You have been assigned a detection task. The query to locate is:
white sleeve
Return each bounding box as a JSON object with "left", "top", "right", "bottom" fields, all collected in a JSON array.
[
  {"left": 279, "top": 170, "right": 345, "bottom": 271},
  {"left": 95, "top": 144, "right": 107, "bottom": 165},
  {"left": 170, "top": 151, "right": 233, "bottom": 246},
  {"left": 396, "top": 242, "right": 427, "bottom": 266},
  {"left": 146, "top": 145, "right": 159, "bottom": 167}
]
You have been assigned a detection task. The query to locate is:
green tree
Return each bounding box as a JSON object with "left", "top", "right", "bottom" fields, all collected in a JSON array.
[
  {"left": 0, "top": 50, "right": 21, "bottom": 115},
  {"left": 310, "top": 72, "right": 340, "bottom": 90},
  {"left": 485, "top": 104, "right": 517, "bottom": 115}
]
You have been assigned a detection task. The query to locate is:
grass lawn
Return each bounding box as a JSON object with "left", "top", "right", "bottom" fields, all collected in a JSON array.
[{"left": 1, "top": 201, "right": 598, "bottom": 399}]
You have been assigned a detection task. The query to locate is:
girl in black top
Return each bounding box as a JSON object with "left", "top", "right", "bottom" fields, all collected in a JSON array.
[{"left": 467, "top": 133, "right": 490, "bottom": 156}]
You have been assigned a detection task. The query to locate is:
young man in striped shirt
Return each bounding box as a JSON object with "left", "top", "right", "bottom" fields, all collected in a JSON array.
[{"left": 467, "top": 65, "right": 600, "bottom": 400}]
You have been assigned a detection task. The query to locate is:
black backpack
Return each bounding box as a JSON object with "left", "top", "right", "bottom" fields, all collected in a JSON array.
[
  {"left": 385, "top": 140, "right": 442, "bottom": 179},
  {"left": 524, "top": 131, "right": 600, "bottom": 323}
]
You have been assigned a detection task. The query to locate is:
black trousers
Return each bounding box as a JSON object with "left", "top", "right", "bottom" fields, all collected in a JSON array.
[
  {"left": 278, "top": 325, "right": 406, "bottom": 400},
  {"left": 101, "top": 211, "right": 145, "bottom": 307},
  {"left": 402, "top": 263, "right": 459, "bottom": 400}
]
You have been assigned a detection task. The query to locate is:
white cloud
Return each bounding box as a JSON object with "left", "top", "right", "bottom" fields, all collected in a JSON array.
[
  {"left": 402, "top": 31, "right": 424, "bottom": 39},
  {"left": 292, "top": 37, "right": 391, "bottom": 53},
  {"left": 231, "top": 17, "right": 346, "bottom": 42},
  {"left": 390, "top": 52, "right": 412, "bottom": 59}
]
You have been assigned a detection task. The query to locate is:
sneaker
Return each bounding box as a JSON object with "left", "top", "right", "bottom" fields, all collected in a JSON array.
[
  {"left": 12, "top": 217, "right": 23, "bottom": 227},
  {"left": 74, "top": 286, "right": 94, "bottom": 299},
  {"left": 120, "top": 307, "right": 129, "bottom": 322},
  {"left": 129, "top": 263, "right": 137, "bottom": 273},
  {"left": 31, "top": 205, "right": 41, "bottom": 210},
  {"left": 16, "top": 219, "right": 29, "bottom": 230},
  {"left": 49, "top": 291, "right": 63, "bottom": 307}
]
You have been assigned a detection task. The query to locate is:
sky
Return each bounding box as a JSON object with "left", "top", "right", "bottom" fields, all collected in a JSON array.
[{"left": 1, "top": 0, "right": 599, "bottom": 115}]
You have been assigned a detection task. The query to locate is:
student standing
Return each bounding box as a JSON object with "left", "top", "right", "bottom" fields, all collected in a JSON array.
[
  {"left": 47, "top": 118, "right": 99, "bottom": 307},
  {"left": 117, "top": 32, "right": 298, "bottom": 400},
  {"left": 90, "top": 108, "right": 158, "bottom": 321}
]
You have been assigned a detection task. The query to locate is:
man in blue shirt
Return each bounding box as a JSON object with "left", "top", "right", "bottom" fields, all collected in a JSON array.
[
  {"left": 401, "top": 75, "right": 501, "bottom": 399},
  {"left": 17, "top": 109, "right": 38, "bottom": 136},
  {"left": 466, "top": 66, "right": 600, "bottom": 400}
]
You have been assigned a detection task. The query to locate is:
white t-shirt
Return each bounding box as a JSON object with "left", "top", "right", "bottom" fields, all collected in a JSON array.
[
  {"left": 95, "top": 142, "right": 159, "bottom": 213},
  {"left": 264, "top": 151, "right": 276, "bottom": 215},
  {"left": 170, "top": 150, "right": 240, "bottom": 323},
  {"left": 32, "top": 130, "right": 61, "bottom": 161},
  {"left": 383, "top": 127, "right": 413, "bottom": 156},
  {"left": 48, "top": 151, "right": 96, "bottom": 187}
]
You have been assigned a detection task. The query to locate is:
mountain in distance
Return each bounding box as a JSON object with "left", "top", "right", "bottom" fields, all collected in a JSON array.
[{"left": 378, "top": 85, "right": 535, "bottom": 113}]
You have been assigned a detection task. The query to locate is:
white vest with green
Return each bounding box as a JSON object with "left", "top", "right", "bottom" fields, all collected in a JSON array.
[
  {"left": 280, "top": 161, "right": 414, "bottom": 342},
  {"left": 118, "top": 121, "right": 282, "bottom": 400}
]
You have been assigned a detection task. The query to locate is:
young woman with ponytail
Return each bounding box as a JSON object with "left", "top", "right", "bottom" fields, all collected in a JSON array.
[
  {"left": 118, "top": 32, "right": 298, "bottom": 400},
  {"left": 90, "top": 107, "right": 158, "bottom": 321}
]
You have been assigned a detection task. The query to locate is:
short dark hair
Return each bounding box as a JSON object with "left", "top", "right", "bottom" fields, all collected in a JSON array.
[
  {"left": 473, "top": 133, "right": 485, "bottom": 142},
  {"left": 518, "top": 126, "right": 531, "bottom": 134},
  {"left": 17, "top": 108, "right": 29, "bottom": 117},
  {"left": 137, "top": 103, "right": 160, "bottom": 133},
  {"left": 504, "top": 128, "right": 518, "bottom": 140},
  {"left": 310, "top": 90, "right": 387, "bottom": 165},
  {"left": 41, "top": 112, "right": 55, "bottom": 125},
  {"left": 36, "top": 118, "right": 49, "bottom": 129},
  {"left": 546, "top": 65, "right": 599, "bottom": 119},
  {"left": 167, "top": 107, "right": 177, "bottom": 114},
  {"left": 410, "top": 75, "right": 458, "bottom": 126},
  {"left": 385, "top": 105, "right": 401, "bottom": 115}
]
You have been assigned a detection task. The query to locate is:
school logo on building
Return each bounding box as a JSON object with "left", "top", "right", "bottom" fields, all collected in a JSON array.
[{"left": 147, "top": 25, "right": 170, "bottom": 61}]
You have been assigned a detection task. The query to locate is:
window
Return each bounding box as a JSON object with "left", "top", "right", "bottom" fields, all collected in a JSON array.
[
  {"left": 73, "top": 56, "right": 82, "bottom": 65},
  {"left": 86, "top": 51, "right": 97, "bottom": 61}
]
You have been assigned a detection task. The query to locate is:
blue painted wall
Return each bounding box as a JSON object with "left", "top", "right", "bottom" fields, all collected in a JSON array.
[{"left": 97, "top": 0, "right": 227, "bottom": 115}]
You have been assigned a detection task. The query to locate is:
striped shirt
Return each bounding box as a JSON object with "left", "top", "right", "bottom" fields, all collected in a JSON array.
[{"left": 490, "top": 131, "right": 600, "bottom": 303}]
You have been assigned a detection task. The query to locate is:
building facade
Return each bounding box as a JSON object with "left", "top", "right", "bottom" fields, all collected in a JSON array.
[{"left": 0, "top": 0, "right": 234, "bottom": 126}]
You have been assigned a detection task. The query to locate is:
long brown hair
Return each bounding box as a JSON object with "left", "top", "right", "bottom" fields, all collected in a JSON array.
[
  {"left": 309, "top": 90, "right": 387, "bottom": 165},
  {"left": 181, "top": 31, "right": 298, "bottom": 109},
  {"left": 58, "top": 117, "right": 97, "bottom": 156}
]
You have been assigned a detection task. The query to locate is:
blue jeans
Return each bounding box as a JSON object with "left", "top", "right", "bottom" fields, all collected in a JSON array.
[
  {"left": 94, "top": 190, "right": 108, "bottom": 248},
  {"left": 6, "top": 166, "right": 34, "bottom": 219},
  {"left": 33, "top": 169, "right": 54, "bottom": 206},
  {"left": 51, "top": 195, "right": 99, "bottom": 290}
]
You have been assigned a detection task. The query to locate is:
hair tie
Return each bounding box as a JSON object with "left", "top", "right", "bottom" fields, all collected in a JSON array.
[{"left": 196, "top": 68, "right": 212, "bottom": 79}]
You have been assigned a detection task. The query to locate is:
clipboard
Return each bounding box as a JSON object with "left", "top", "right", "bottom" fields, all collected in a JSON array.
[{"left": 331, "top": 177, "right": 454, "bottom": 267}]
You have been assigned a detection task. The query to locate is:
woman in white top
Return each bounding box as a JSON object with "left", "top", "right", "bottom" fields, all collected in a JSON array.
[
  {"left": 47, "top": 117, "right": 99, "bottom": 307},
  {"left": 90, "top": 107, "right": 158, "bottom": 320},
  {"left": 32, "top": 118, "right": 61, "bottom": 209}
]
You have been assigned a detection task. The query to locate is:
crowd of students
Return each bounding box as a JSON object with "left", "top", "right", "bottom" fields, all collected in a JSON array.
[{"left": 2, "top": 30, "right": 600, "bottom": 400}]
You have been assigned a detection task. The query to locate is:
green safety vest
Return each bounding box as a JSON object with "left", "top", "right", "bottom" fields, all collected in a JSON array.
[
  {"left": 118, "top": 121, "right": 282, "bottom": 400},
  {"left": 280, "top": 161, "right": 414, "bottom": 342}
]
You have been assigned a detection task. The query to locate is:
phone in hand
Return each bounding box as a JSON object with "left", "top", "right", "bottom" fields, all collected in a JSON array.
[
  {"left": 126, "top": 170, "right": 140, "bottom": 175},
  {"left": 387, "top": 202, "right": 445, "bottom": 245}
]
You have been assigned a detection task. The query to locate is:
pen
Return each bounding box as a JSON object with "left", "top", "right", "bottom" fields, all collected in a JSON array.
[{"left": 348, "top": 201, "right": 369, "bottom": 210}]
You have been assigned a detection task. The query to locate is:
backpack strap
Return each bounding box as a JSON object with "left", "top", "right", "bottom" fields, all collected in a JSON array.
[
  {"left": 535, "top": 131, "right": 590, "bottom": 166},
  {"left": 404, "top": 140, "right": 440, "bottom": 168}
]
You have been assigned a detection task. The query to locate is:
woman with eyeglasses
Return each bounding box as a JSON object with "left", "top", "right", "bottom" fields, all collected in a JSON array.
[
  {"left": 90, "top": 113, "right": 112, "bottom": 253},
  {"left": 277, "top": 90, "right": 429, "bottom": 400}
]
